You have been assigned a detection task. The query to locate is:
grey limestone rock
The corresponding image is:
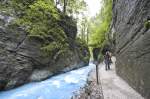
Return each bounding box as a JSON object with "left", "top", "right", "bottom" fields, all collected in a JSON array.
[
  {"left": 112, "top": 0, "right": 150, "bottom": 98},
  {"left": 0, "top": 12, "right": 89, "bottom": 90}
]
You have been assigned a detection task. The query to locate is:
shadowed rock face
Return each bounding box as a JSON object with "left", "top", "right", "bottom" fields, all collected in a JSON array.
[
  {"left": 112, "top": 0, "right": 150, "bottom": 98},
  {"left": 0, "top": 12, "right": 89, "bottom": 90}
]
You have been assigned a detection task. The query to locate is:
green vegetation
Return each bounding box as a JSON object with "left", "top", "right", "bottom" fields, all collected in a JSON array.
[
  {"left": 75, "top": 37, "right": 90, "bottom": 63},
  {"left": 57, "top": 0, "right": 87, "bottom": 15},
  {"left": 144, "top": 20, "right": 150, "bottom": 30},
  {"left": 1, "top": 0, "right": 112, "bottom": 62},
  {"left": 0, "top": 0, "right": 87, "bottom": 59},
  {"left": 86, "top": 0, "right": 113, "bottom": 61},
  {"left": 89, "top": 0, "right": 112, "bottom": 48},
  {"left": 12, "top": 0, "right": 69, "bottom": 57}
]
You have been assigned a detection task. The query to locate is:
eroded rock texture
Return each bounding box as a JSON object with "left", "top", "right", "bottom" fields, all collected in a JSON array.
[
  {"left": 0, "top": 12, "right": 89, "bottom": 90},
  {"left": 112, "top": 0, "right": 150, "bottom": 98}
]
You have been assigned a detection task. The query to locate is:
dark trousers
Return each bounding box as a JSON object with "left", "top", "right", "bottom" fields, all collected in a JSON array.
[{"left": 105, "top": 60, "right": 110, "bottom": 70}]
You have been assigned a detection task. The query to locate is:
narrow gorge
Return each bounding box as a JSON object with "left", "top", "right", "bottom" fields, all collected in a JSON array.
[
  {"left": 0, "top": 0, "right": 150, "bottom": 99},
  {"left": 0, "top": 0, "right": 89, "bottom": 91}
]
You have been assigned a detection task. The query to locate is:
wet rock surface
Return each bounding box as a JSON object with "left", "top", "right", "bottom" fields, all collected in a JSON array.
[{"left": 112, "top": 0, "right": 150, "bottom": 98}]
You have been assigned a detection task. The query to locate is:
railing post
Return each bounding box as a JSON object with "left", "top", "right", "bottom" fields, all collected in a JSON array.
[{"left": 96, "top": 64, "right": 99, "bottom": 85}]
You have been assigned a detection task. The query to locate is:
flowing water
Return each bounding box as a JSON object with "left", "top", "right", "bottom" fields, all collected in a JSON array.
[{"left": 0, "top": 63, "right": 95, "bottom": 99}]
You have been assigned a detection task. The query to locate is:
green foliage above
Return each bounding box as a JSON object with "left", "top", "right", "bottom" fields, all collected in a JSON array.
[
  {"left": 66, "top": 0, "right": 87, "bottom": 15},
  {"left": 89, "top": 0, "right": 112, "bottom": 48},
  {"left": 58, "top": 0, "right": 87, "bottom": 15},
  {"left": 4, "top": 0, "right": 70, "bottom": 57}
]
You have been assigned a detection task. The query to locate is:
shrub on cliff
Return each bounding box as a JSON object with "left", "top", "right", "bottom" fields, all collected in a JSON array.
[
  {"left": 75, "top": 37, "right": 90, "bottom": 64},
  {"left": 7, "top": 0, "right": 70, "bottom": 58}
]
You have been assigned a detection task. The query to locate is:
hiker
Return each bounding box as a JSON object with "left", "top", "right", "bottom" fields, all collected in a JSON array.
[{"left": 104, "top": 51, "right": 111, "bottom": 70}]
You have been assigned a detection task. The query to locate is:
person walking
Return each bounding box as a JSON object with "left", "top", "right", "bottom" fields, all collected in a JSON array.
[{"left": 104, "top": 51, "right": 111, "bottom": 70}]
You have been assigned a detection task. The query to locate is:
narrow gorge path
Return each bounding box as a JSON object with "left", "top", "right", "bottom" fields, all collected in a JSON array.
[
  {"left": 98, "top": 57, "right": 144, "bottom": 99},
  {"left": 75, "top": 57, "right": 144, "bottom": 99}
]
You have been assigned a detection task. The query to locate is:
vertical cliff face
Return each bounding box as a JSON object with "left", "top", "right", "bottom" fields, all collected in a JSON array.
[
  {"left": 0, "top": 3, "right": 90, "bottom": 90},
  {"left": 112, "top": 0, "right": 150, "bottom": 98}
]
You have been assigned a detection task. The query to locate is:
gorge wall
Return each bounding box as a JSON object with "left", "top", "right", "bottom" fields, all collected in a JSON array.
[
  {"left": 0, "top": 1, "right": 90, "bottom": 90},
  {"left": 112, "top": 0, "right": 150, "bottom": 98}
]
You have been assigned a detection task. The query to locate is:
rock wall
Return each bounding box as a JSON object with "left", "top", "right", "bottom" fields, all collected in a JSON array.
[
  {"left": 112, "top": 0, "right": 150, "bottom": 98},
  {"left": 0, "top": 12, "right": 89, "bottom": 90}
]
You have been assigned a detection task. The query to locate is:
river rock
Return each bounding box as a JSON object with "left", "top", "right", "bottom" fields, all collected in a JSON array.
[
  {"left": 112, "top": 0, "right": 150, "bottom": 98},
  {"left": 29, "top": 69, "right": 53, "bottom": 82}
]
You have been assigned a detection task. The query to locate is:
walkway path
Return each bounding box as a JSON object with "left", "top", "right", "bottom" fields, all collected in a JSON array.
[
  {"left": 72, "top": 57, "right": 144, "bottom": 99},
  {"left": 99, "top": 57, "right": 144, "bottom": 99}
]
